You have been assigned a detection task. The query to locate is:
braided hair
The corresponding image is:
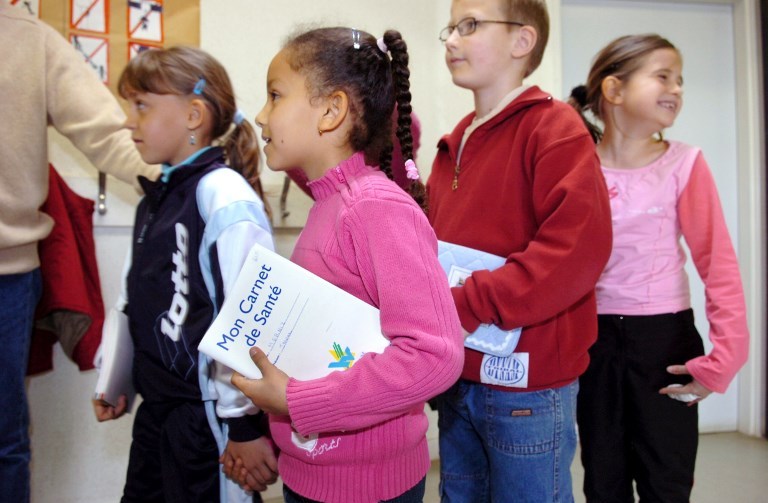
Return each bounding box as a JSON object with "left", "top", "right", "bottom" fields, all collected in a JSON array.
[{"left": 283, "top": 27, "right": 427, "bottom": 211}]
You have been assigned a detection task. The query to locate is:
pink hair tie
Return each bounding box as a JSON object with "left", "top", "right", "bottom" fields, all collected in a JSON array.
[
  {"left": 377, "top": 37, "right": 388, "bottom": 53},
  {"left": 404, "top": 159, "right": 419, "bottom": 180}
]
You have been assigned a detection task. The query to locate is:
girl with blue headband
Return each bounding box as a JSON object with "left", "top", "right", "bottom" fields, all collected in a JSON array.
[{"left": 94, "top": 46, "right": 276, "bottom": 502}]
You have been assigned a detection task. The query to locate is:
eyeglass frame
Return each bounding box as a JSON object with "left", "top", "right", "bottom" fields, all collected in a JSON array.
[{"left": 439, "top": 17, "right": 524, "bottom": 42}]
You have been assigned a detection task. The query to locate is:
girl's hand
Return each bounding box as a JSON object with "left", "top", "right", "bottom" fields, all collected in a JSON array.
[
  {"left": 231, "top": 348, "right": 290, "bottom": 415},
  {"left": 659, "top": 365, "right": 713, "bottom": 406},
  {"left": 92, "top": 395, "right": 128, "bottom": 421},
  {"left": 221, "top": 437, "right": 278, "bottom": 492},
  {"left": 220, "top": 450, "right": 250, "bottom": 490}
]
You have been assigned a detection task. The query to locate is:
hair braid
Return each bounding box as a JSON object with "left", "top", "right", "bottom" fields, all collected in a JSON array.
[
  {"left": 383, "top": 31, "right": 427, "bottom": 212},
  {"left": 284, "top": 27, "right": 426, "bottom": 210}
]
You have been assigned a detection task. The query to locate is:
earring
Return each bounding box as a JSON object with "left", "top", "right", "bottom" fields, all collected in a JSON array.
[
  {"left": 189, "top": 132, "right": 196, "bottom": 145},
  {"left": 318, "top": 129, "right": 324, "bottom": 136}
]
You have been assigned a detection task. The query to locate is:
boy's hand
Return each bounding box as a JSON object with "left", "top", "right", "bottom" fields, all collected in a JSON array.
[
  {"left": 92, "top": 395, "right": 128, "bottom": 421},
  {"left": 221, "top": 437, "right": 278, "bottom": 492},
  {"left": 659, "top": 365, "right": 713, "bottom": 406},
  {"left": 231, "top": 348, "right": 290, "bottom": 416}
]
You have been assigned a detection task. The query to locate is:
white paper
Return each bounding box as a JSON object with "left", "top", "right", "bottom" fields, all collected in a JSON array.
[
  {"left": 198, "top": 243, "right": 389, "bottom": 381},
  {"left": 128, "top": 0, "right": 164, "bottom": 42},
  {"left": 93, "top": 308, "right": 136, "bottom": 408},
  {"left": 70, "top": 0, "right": 108, "bottom": 33},
  {"left": 70, "top": 34, "right": 109, "bottom": 84},
  {"left": 666, "top": 383, "right": 700, "bottom": 402},
  {"left": 11, "top": 0, "right": 41, "bottom": 18}
]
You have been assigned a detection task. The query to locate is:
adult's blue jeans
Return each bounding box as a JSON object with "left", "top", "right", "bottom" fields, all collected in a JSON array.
[
  {"left": 0, "top": 270, "right": 42, "bottom": 503},
  {"left": 437, "top": 379, "right": 578, "bottom": 503}
]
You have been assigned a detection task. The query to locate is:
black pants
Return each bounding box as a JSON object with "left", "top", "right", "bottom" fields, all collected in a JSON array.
[
  {"left": 577, "top": 310, "right": 705, "bottom": 503},
  {"left": 283, "top": 477, "right": 426, "bottom": 503},
  {"left": 122, "top": 401, "right": 223, "bottom": 503}
]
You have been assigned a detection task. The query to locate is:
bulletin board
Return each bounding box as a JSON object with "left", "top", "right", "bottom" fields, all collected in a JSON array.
[{"left": 36, "top": 0, "right": 200, "bottom": 97}]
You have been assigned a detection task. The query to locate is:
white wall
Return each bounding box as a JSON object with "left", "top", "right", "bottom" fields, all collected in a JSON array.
[{"left": 27, "top": 0, "right": 763, "bottom": 501}]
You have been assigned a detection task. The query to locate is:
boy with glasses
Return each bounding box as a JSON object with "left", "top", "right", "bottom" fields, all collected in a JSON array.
[{"left": 427, "top": 0, "right": 612, "bottom": 501}]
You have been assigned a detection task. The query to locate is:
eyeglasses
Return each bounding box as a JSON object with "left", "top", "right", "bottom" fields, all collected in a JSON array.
[{"left": 439, "top": 17, "right": 524, "bottom": 42}]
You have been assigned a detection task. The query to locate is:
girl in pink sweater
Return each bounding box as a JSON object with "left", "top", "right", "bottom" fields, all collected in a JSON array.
[
  {"left": 232, "top": 27, "right": 464, "bottom": 502},
  {"left": 570, "top": 34, "right": 749, "bottom": 502}
]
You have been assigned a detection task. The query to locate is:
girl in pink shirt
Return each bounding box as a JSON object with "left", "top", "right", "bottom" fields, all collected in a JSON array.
[
  {"left": 570, "top": 34, "right": 749, "bottom": 502},
  {"left": 231, "top": 27, "right": 464, "bottom": 503}
]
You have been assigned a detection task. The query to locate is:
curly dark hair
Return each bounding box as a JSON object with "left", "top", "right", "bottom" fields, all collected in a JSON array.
[{"left": 283, "top": 27, "right": 426, "bottom": 211}]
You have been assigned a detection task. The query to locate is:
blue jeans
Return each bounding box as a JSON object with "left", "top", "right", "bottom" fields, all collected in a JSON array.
[
  {"left": 437, "top": 379, "right": 578, "bottom": 503},
  {"left": 0, "top": 270, "right": 42, "bottom": 503}
]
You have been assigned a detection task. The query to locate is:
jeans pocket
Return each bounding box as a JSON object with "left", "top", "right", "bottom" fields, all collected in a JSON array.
[{"left": 485, "top": 388, "right": 557, "bottom": 455}]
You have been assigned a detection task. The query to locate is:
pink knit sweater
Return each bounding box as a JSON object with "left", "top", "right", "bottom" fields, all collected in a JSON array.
[{"left": 270, "top": 152, "right": 464, "bottom": 502}]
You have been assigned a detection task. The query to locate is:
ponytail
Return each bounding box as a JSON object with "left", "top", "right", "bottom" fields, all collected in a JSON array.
[
  {"left": 568, "top": 85, "right": 602, "bottom": 144},
  {"left": 223, "top": 119, "right": 272, "bottom": 221}
]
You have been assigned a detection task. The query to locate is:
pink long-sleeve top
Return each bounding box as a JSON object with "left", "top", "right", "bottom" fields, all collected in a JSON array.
[
  {"left": 270, "top": 152, "right": 464, "bottom": 502},
  {"left": 597, "top": 140, "right": 749, "bottom": 393}
]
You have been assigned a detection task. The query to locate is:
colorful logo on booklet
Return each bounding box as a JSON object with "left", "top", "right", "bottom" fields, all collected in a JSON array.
[{"left": 328, "top": 342, "right": 357, "bottom": 370}]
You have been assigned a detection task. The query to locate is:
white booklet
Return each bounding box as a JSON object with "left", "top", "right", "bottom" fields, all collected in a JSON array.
[
  {"left": 198, "top": 243, "right": 390, "bottom": 380},
  {"left": 437, "top": 240, "right": 522, "bottom": 357},
  {"left": 93, "top": 308, "right": 136, "bottom": 409}
]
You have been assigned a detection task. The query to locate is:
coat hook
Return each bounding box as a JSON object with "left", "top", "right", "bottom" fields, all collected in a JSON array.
[{"left": 97, "top": 172, "right": 107, "bottom": 215}]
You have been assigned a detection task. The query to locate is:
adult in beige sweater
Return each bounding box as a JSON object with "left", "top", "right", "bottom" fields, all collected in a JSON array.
[{"left": 0, "top": 4, "right": 159, "bottom": 501}]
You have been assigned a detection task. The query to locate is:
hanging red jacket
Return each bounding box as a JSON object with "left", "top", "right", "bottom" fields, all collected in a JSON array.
[{"left": 28, "top": 165, "right": 104, "bottom": 375}]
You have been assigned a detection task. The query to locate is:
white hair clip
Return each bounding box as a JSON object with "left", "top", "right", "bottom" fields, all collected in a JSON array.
[
  {"left": 377, "top": 37, "right": 388, "bottom": 53},
  {"left": 352, "top": 28, "right": 361, "bottom": 50}
]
